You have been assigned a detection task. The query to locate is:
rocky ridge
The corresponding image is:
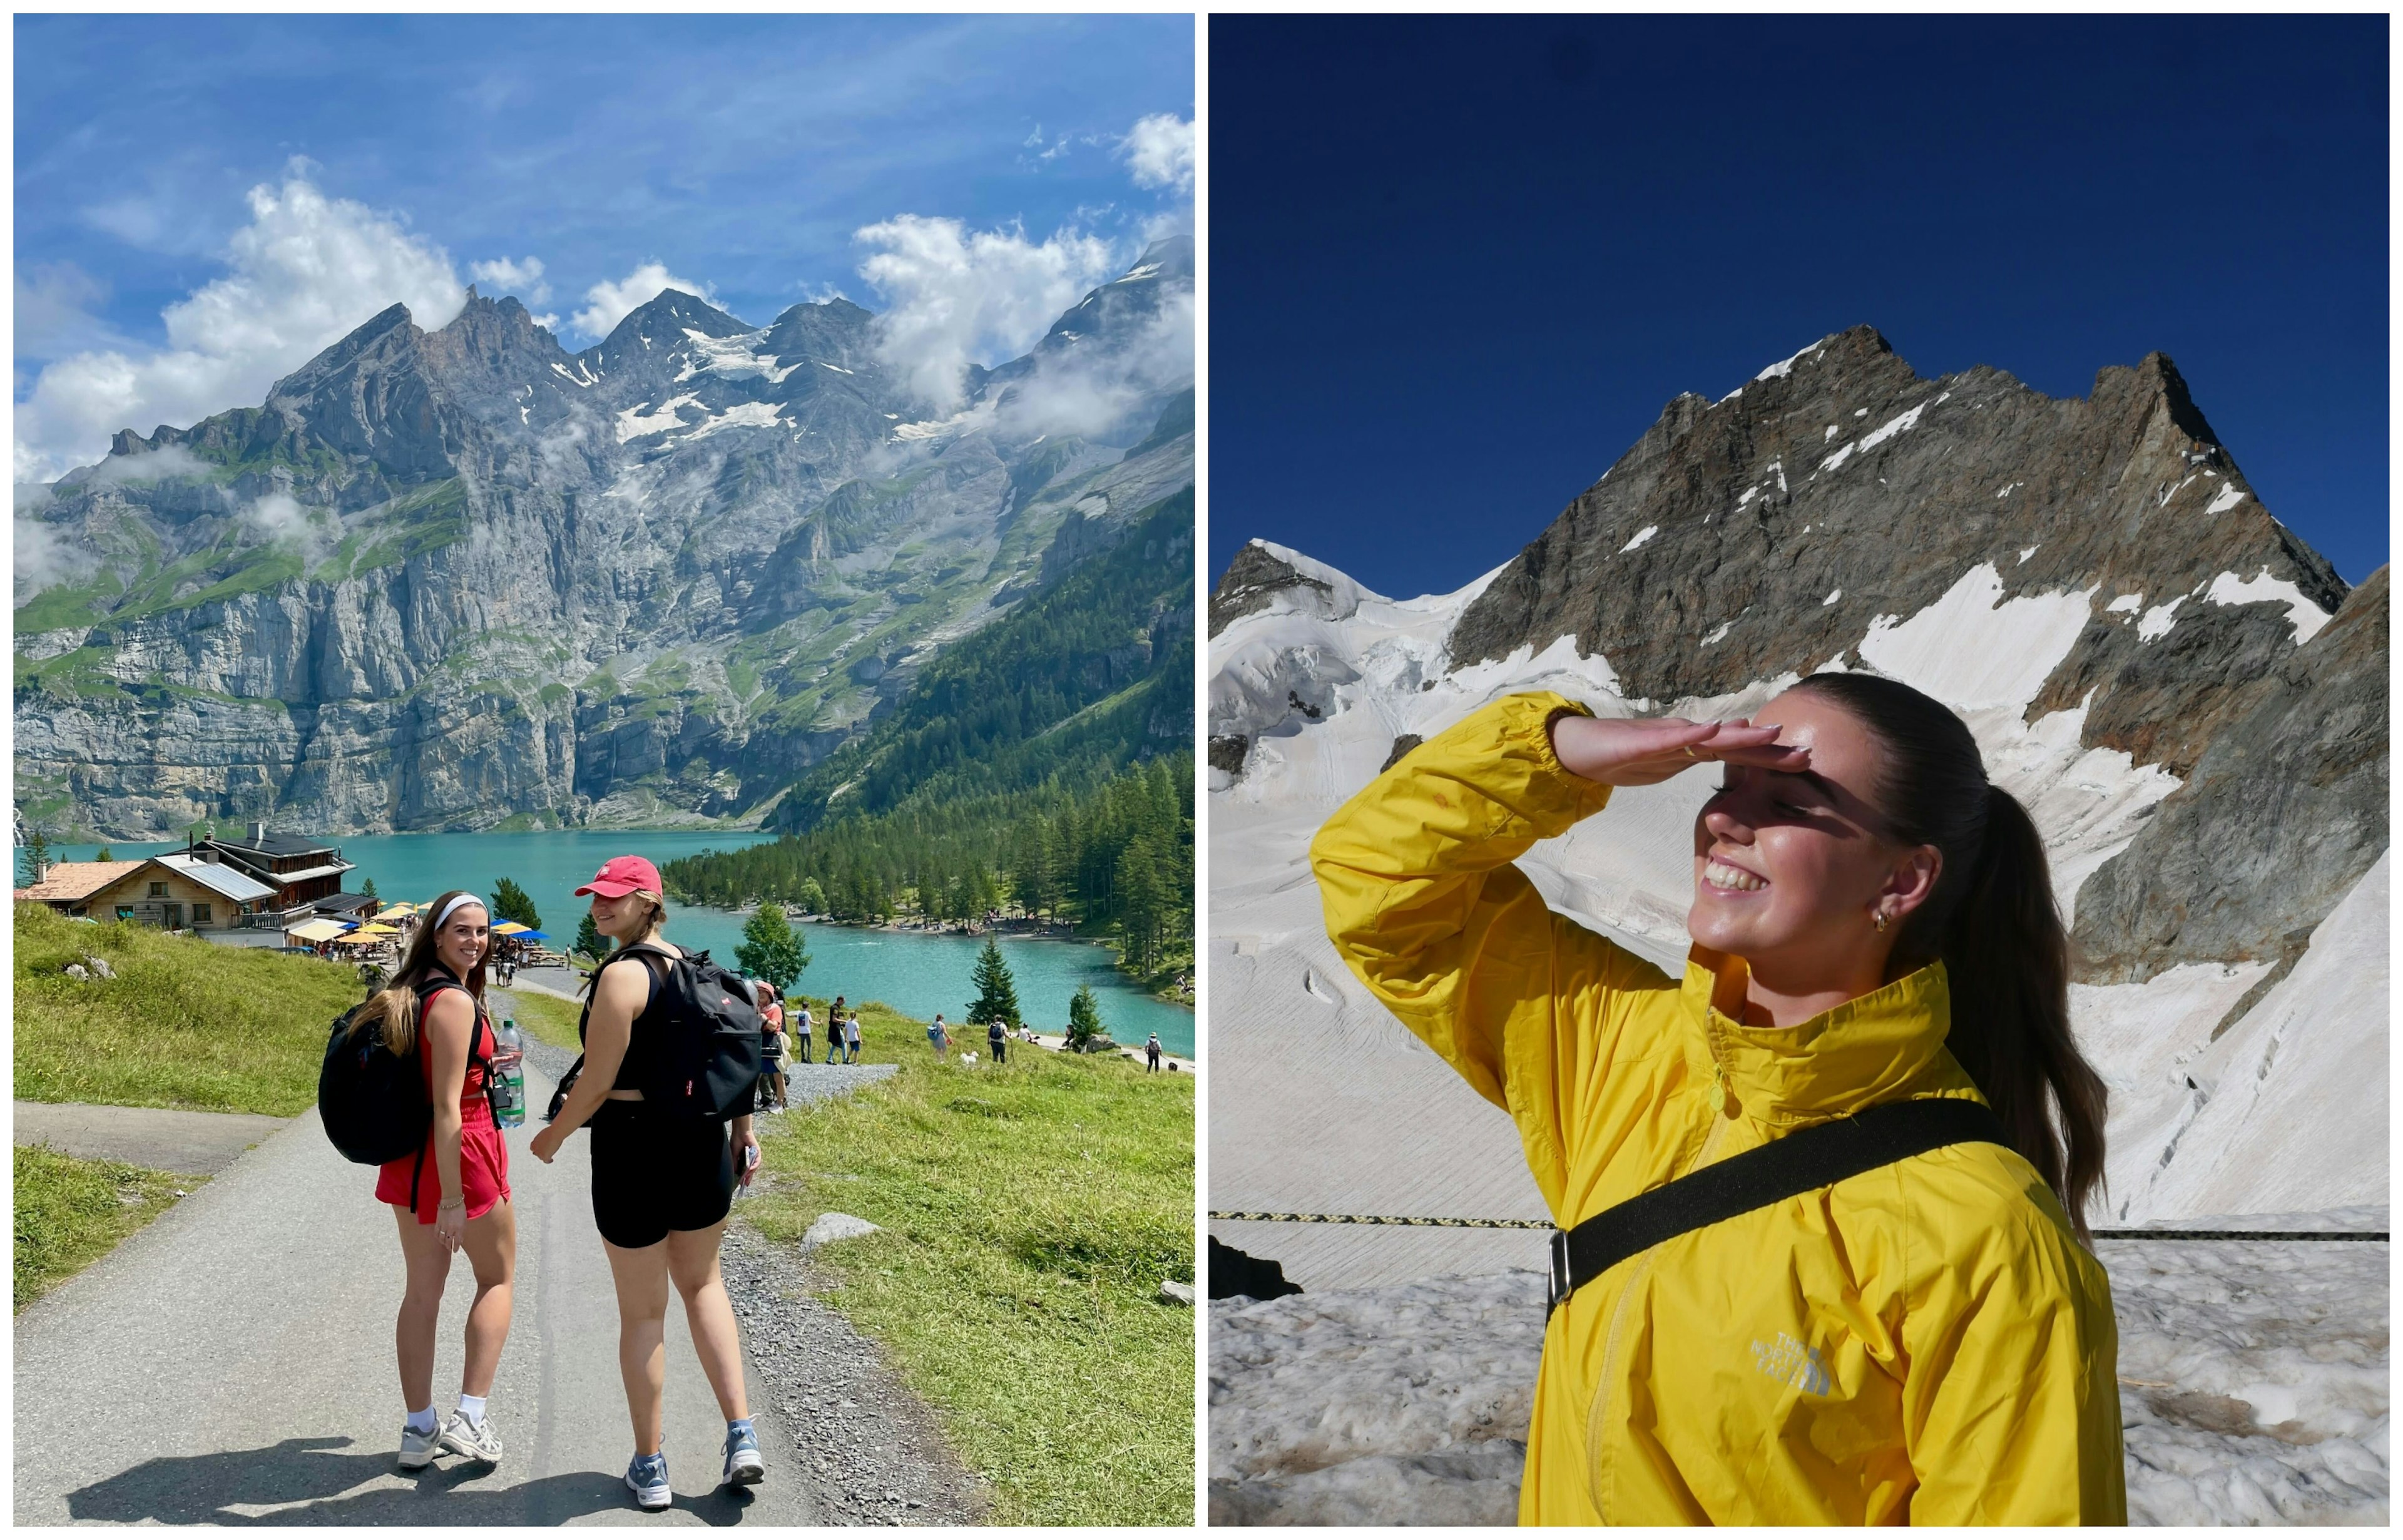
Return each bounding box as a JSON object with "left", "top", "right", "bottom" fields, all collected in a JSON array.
[{"left": 16, "top": 238, "right": 1194, "bottom": 839}]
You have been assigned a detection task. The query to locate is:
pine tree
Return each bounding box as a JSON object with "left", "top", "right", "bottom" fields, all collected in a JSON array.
[
  {"left": 26, "top": 830, "right": 51, "bottom": 884},
  {"left": 966, "top": 937, "right": 1023, "bottom": 1026},
  {"left": 735, "top": 901, "right": 811, "bottom": 993},
  {"left": 573, "top": 911, "right": 607, "bottom": 961},
  {"left": 1066, "top": 984, "right": 1106, "bottom": 1051},
  {"left": 360, "top": 875, "right": 378, "bottom": 903},
  {"left": 491, "top": 876, "right": 541, "bottom": 931},
  {"left": 94, "top": 845, "right": 113, "bottom": 863}
]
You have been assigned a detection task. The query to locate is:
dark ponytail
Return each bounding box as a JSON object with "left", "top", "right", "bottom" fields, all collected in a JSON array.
[{"left": 1788, "top": 674, "right": 2108, "bottom": 1240}]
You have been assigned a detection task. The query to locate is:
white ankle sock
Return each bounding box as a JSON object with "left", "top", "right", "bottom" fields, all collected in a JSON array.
[
  {"left": 407, "top": 1405, "right": 437, "bottom": 1435},
  {"left": 457, "top": 1394, "right": 487, "bottom": 1426}
]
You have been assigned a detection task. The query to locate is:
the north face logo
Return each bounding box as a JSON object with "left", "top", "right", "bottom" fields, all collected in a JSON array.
[{"left": 1750, "top": 1332, "right": 1832, "bottom": 1397}]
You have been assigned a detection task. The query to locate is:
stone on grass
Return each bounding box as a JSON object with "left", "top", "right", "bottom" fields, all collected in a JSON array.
[
  {"left": 63, "top": 964, "right": 89, "bottom": 981},
  {"left": 1159, "top": 1279, "right": 1196, "bottom": 1307},
  {"left": 83, "top": 955, "right": 115, "bottom": 979},
  {"left": 802, "top": 1213, "right": 882, "bottom": 1252}
]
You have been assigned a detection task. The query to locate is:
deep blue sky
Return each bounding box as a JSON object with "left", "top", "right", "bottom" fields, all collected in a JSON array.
[
  {"left": 1212, "top": 15, "right": 2388, "bottom": 593},
  {"left": 19, "top": 14, "right": 1190, "bottom": 342}
]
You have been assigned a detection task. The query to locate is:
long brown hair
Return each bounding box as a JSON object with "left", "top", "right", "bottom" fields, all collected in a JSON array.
[
  {"left": 1788, "top": 673, "right": 2109, "bottom": 1240},
  {"left": 348, "top": 889, "right": 492, "bottom": 1056}
]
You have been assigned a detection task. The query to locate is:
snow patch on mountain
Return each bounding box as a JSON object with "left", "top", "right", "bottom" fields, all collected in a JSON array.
[
  {"left": 1855, "top": 563, "right": 2095, "bottom": 712},
  {"left": 673, "top": 326, "right": 802, "bottom": 385},
  {"left": 2205, "top": 569, "right": 2334, "bottom": 646}
]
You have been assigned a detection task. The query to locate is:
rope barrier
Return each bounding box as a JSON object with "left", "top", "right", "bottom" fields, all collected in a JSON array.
[{"left": 1210, "top": 1211, "right": 2386, "bottom": 1243}]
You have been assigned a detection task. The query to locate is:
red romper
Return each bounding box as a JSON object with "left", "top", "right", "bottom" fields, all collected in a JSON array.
[{"left": 374, "top": 979, "right": 513, "bottom": 1223}]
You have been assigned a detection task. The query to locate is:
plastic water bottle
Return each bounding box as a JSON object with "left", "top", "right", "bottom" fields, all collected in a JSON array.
[{"left": 492, "top": 1017, "right": 527, "bottom": 1129}]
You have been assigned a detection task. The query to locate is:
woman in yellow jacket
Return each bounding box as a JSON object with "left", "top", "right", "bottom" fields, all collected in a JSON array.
[{"left": 1310, "top": 677, "right": 2125, "bottom": 1525}]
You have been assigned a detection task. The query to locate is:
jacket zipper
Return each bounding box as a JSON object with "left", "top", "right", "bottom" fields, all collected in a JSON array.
[{"left": 1584, "top": 1018, "right": 1740, "bottom": 1521}]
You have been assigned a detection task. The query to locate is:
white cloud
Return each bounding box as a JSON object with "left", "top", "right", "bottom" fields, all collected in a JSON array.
[
  {"left": 469, "top": 255, "right": 550, "bottom": 305},
  {"left": 14, "top": 167, "right": 464, "bottom": 484},
  {"left": 81, "top": 444, "right": 211, "bottom": 487},
  {"left": 1123, "top": 113, "right": 1195, "bottom": 195},
  {"left": 997, "top": 285, "right": 1195, "bottom": 444},
  {"left": 238, "top": 491, "right": 337, "bottom": 572},
  {"left": 568, "top": 262, "right": 717, "bottom": 342},
  {"left": 854, "top": 215, "right": 1118, "bottom": 411},
  {"left": 14, "top": 505, "right": 98, "bottom": 603}
]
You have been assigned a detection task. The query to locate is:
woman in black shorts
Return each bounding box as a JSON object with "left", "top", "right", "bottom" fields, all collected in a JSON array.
[{"left": 528, "top": 855, "right": 763, "bottom": 1510}]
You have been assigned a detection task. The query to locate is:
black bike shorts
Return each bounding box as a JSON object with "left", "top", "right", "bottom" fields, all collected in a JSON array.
[{"left": 588, "top": 1100, "right": 735, "bottom": 1249}]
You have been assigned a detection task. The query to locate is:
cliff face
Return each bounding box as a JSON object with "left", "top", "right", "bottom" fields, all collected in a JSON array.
[{"left": 16, "top": 240, "right": 1195, "bottom": 839}]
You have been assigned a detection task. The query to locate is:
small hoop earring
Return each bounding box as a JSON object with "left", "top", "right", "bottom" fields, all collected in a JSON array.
[{"left": 1873, "top": 910, "right": 1889, "bottom": 933}]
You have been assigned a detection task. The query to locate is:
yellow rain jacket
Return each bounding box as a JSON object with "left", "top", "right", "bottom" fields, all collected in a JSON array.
[{"left": 1311, "top": 692, "right": 2125, "bottom": 1526}]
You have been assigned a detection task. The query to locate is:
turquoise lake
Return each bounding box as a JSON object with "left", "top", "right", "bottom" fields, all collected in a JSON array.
[{"left": 40, "top": 829, "right": 1193, "bottom": 1057}]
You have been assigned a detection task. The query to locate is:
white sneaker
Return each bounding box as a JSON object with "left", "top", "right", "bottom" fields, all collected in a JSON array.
[
  {"left": 438, "top": 1409, "right": 503, "bottom": 1464},
  {"left": 397, "top": 1422, "right": 441, "bottom": 1470}
]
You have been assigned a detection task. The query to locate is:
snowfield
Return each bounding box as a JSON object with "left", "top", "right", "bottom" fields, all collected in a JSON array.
[{"left": 1211, "top": 1226, "right": 2389, "bottom": 1526}]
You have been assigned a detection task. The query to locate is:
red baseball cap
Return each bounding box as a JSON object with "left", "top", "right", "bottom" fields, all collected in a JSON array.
[{"left": 575, "top": 855, "right": 663, "bottom": 899}]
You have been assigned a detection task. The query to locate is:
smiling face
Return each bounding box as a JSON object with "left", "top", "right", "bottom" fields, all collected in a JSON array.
[
  {"left": 1687, "top": 688, "right": 1942, "bottom": 988},
  {"left": 432, "top": 903, "right": 491, "bottom": 977}
]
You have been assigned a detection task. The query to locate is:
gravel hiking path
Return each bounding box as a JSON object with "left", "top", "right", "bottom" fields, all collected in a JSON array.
[
  {"left": 14, "top": 1100, "right": 288, "bottom": 1176},
  {"left": 12, "top": 1018, "right": 915, "bottom": 1527}
]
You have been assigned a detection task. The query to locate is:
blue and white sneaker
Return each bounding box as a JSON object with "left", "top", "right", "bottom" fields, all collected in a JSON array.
[
  {"left": 626, "top": 1452, "right": 672, "bottom": 1511},
  {"left": 722, "top": 1419, "right": 765, "bottom": 1486}
]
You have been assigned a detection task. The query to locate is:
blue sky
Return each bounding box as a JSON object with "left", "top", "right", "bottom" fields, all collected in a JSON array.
[
  {"left": 1212, "top": 14, "right": 2387, "bottom": 591},
  {"left": 15, "top": 14, "right": 1192, "bottom": 479}
]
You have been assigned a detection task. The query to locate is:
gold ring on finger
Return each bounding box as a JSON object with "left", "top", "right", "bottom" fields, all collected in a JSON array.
[{"left": 1684, "top": 746, "right": 1698, "bottom": 760}]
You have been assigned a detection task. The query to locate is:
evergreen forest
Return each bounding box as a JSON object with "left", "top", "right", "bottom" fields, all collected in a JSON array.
[{"left": 665, "top": 487, "right": 1195, "bottom": 985}]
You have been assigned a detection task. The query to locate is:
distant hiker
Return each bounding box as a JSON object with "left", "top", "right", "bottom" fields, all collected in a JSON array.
[
  {"left": 1145, "top": 1033, "right": 1162, "bottom": 1073},
  {"left": 793, "top": 1001, "right": 814, "bottom": 1065},
  {"left": 528, "top": 856, "right": 766, "bottom": 1509},
  {"left": 753, "top": 981, "right": 788, "bottom": 1113},
  {"left": 987, "top": 1016, "right": 1006, "bottom": 1064},
  {"left": 351, "top": 889, "right": 515, "bottom": 1472},
  {"left": 829, "top": 997, "right": 847, "bottom": 1063},
  {"left": 844, "top": 1011, "right": 862, "bottom": 1064},
  {"left": 1312, "top": 682, "right": 2124, "bottom": 1522},
  {"left": 357, "top": 959, "right": 388, "bottom": 997},
  {"left": 928, "top": 1013, "right": 951, "bottom": 1059}
]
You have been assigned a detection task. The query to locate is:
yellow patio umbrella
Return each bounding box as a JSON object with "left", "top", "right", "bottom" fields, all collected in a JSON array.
[
  {"left": 286, "top": 917, "right": 349, "bottom": 943},
  {"left": 354, "top": 923, "right": 397, "bottom": 936},
  {"left": 492, "top": 922, "right": 532, "bottom": 936}
]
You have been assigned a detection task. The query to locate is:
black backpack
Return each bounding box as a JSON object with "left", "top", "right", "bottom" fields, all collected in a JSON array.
[
  {"left": 560, "top": 943, "right": 764, "bottom": 1122},
  {"left": 318, "top": 976, "right": 492, "bottom": 1204}
]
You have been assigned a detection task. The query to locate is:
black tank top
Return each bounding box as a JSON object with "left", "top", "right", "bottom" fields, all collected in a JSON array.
[{"left": 583, "top": 946, "right": 673, "bottom": 1091}]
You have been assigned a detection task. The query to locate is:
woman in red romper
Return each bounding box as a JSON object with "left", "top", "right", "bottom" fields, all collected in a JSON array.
[{"left": 365, "top": 890, "right": 516, "bottom": 1470}]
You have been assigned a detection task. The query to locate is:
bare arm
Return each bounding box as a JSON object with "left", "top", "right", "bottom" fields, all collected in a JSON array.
[{"left": 423, "top": 991, "right": 474, "bottom": 1247}]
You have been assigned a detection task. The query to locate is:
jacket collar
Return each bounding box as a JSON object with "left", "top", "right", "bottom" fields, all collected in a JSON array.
[{"left": 1680, "top": 944, "right": 1962, "bottom": 1127}]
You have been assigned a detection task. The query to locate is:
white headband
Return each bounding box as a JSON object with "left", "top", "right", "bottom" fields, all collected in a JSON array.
[{"left": 434, "top": 894, "right": 485, "bottom": 930}]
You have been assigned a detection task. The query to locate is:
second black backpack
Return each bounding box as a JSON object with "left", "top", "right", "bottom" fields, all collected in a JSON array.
[{"left": 618, "top": 942, "right": 766, "bottom": 1121}]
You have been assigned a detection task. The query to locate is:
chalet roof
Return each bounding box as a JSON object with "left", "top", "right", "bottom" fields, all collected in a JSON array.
[
  {"left": 153, "top": 852, "right": 277, "bottom": 904},
  {"left": 15, "top": 860, "right": 147, "bottom": 904},
  {"left": 203, "top": 833, "right": 342, "bottom": 859}
]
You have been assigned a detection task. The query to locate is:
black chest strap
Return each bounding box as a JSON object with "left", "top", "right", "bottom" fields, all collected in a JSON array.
[{"left": 1548, "top": 1097, "right": 2012, "bottom": 1317}]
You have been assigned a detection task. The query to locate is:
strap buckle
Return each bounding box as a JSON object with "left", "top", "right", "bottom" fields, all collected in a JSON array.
[{"left": 1546, "top": 1228, "right": 1571, "bottom": 1316}]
